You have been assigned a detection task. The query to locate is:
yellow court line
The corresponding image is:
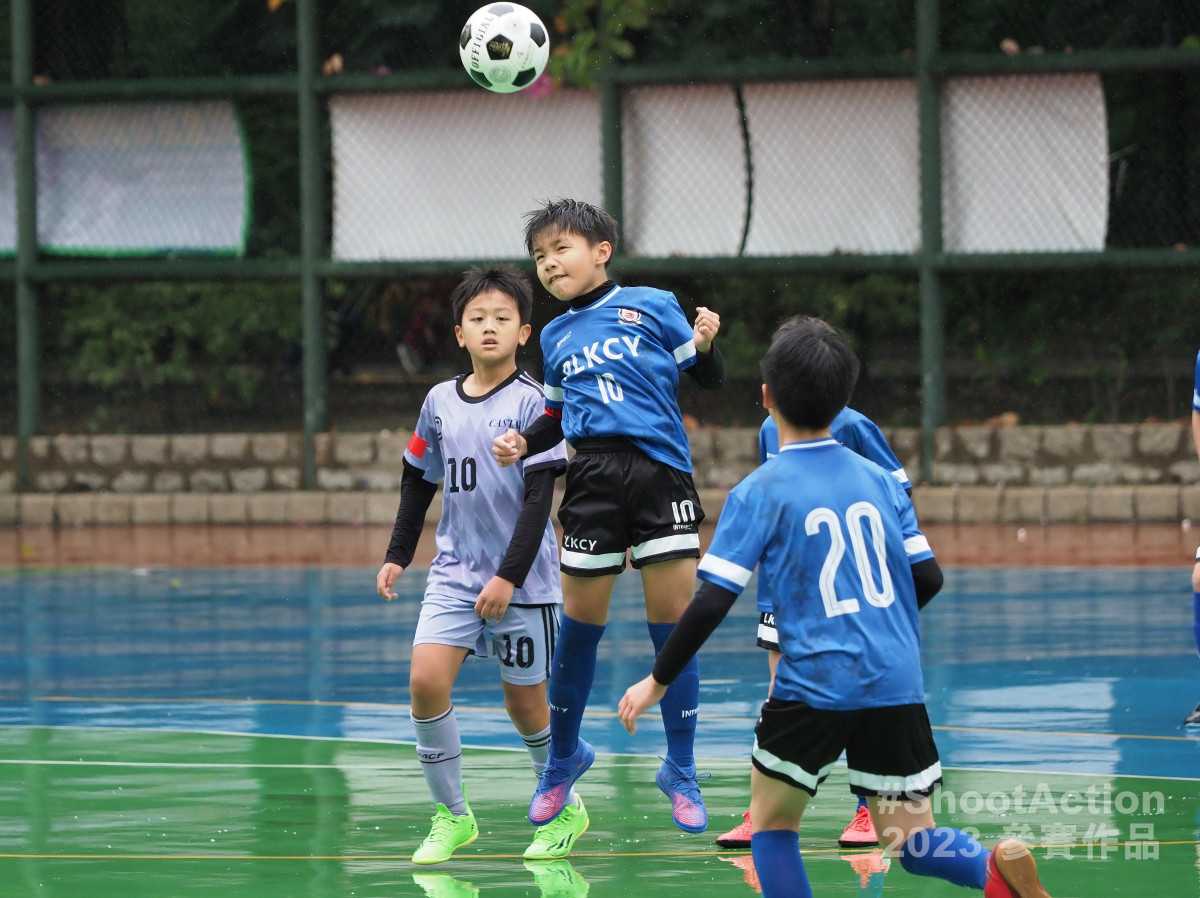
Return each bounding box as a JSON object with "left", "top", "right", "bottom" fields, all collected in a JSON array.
[{"left": 23, "top": 695, "right": 1200, "bottom": 744}]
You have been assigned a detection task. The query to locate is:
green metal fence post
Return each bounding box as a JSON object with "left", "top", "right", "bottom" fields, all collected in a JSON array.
[
  {"left": 297, "top": 0, "right": 327, "bottom": 489},
  {"left": 600, "top": 76, "right": 624, "bottom": 254},
  {"left": 917, "top": 0, "right": 946, "bottom": 483},
  {"left": 12, "top": 0, "right": 38, "bottom": 491}
]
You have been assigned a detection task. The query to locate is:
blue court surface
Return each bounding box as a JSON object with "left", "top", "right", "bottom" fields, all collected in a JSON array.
[{"left": 0, "top": 563, "right": 1197, "bottom": 897}]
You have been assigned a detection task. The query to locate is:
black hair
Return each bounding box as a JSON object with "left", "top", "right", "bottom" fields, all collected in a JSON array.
[
  {"left": 449, "top": 265, "right": 534, "bottom": 325},
  {"left": 759, "top": 315, "right": 860, "bottom": 431},
  {"left": 522, "top": 198, "right": 619, "bottom": 257}
]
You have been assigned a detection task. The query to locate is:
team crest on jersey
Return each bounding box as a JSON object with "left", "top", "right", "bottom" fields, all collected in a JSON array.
[{"left": 617, "top": 307, "right": 642, "bottom": 324}]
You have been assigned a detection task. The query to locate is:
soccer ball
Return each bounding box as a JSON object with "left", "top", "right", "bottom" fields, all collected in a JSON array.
[{"left": 459, "top": 3, "right": 550, "bottom": 94}]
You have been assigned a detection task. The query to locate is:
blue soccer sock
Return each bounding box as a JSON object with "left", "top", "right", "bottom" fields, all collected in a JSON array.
[
  {"left": 751, "top": 829, "right": 812, "bottom": 898},
  {"left": 649, "top": 621, "right": 699, "bottom": 769},
  {"left": 896, "top": 827, "right": 987, "bottom": 889},
  {"left": 1193, "top": 591, "right": 1200, "bottom": 658},
  {"left": 857, "top": 794, "right": 869, "bottom": 811},
  {"left": 547, "top": 614, "right": 604, "bottom": 759}
]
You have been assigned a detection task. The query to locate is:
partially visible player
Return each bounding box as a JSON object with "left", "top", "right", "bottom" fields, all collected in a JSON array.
[
  {"left": 493, "top": 198, "right": 725, "bottom": 835},
  {"left": 1186, "top": 347, "right": 1200, "bottom": 727},
  {"left": 716, "top": 405, "right": 912, "bottom": 851},
  {"left": 618, "top": 315, "right": 1054, "bottom": 898},
  {"left": 376, "top": 266, "right": 587, "bottom": 864}
]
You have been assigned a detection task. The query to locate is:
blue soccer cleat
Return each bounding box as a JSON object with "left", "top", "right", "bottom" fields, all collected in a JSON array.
[
  {"left": 656, "top": 756, "right": 710, "bottom": 833},
  {"left": 529, "top": 738, "right": 595, "bottom": 826}
]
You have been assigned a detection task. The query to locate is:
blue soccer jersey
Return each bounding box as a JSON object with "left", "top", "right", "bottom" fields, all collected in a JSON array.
[
  {"left": 756, "top": 411, "right": 911, "bottom": 614},
  {"left": 404, "top": 370, "right": 567, "bottom": 605},
  {"left": 698, "top": 438, "right": 934, "bottom": 710},
  {"left": 538, "top": 284, "right": 698, "bottom": 472},
  {"left": 1193, "top": 349, "right": 1200, "bottom": 413},
  {"left": 759, "top": 410, "right": 910, "bottom": 488}
]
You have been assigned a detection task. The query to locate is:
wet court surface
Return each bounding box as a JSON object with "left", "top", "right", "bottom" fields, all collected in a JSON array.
[{"left": 0, "top": 524, "right": 1197, "bottom": 896}]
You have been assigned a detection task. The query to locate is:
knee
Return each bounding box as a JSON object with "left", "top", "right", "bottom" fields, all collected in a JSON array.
[
  {"left": 504, "top": 685, "right": 544, "bottom": 721},
  {"left": 409, "top": 671, "right": 448, "bottom": 715}
]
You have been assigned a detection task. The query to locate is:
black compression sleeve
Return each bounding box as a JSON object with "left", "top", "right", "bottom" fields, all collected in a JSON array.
[
  {"left": 383, "top": 460, "right": 437, "bottom": 568},
  {"left": 520, "top": 412, "right": 565, "bottom": 458},
  {"left": 495, "top": 466, "right": 559, "bottom": 588},
  {"left": 685, "top": 343, "right": 725, "bottom": 390},
  {"left": 912, "top": 557, "right": 944, "bottom": 610},
  {"left": 650, "top": 579, "right": 739, "bottom": 685}
]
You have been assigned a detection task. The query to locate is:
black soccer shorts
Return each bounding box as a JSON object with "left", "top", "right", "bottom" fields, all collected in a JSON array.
[
  {"left": 752, "top": 698, "right": 943, "bottom": 798},
  {"left": 556, "top": 437, "right": 704, "bottom": 577}
]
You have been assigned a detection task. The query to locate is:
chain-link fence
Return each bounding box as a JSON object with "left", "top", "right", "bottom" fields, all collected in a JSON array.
[{"left": 3, "top": 1, "right": 1200, "bottom": 448}]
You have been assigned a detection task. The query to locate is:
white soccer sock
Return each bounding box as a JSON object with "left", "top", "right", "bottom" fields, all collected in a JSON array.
[{"left": 412, "top": 706, "right": 467, "bottom": 815}]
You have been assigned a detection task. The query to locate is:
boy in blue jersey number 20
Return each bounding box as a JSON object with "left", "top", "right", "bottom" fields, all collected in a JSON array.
[
  {"left": 493, "top": 198, "right": 726, "bottom": 836},
  {"left": 376, "top": 267, "right": 588, "bottom": 865},
  {"left": 716, "top": 404, "right": 913, "bottom": 856},
  {"left": 618, "top": 316, "right": 1055, "bottom": 898}
]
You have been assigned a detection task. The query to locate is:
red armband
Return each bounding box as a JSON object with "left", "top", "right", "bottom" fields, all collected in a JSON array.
[
  {"left": 406, "top": 432, "right": 428, "bottom": 458},
  {"left": 544, "top": 407, "right": 562, "bottom": 419}
]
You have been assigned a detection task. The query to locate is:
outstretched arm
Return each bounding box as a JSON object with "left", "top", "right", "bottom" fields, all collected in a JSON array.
[{"left": 493, "top": 412, "right": 564, "bottom": 467}]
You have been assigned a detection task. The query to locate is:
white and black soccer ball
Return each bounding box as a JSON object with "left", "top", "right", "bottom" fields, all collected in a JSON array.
[{"left": 459, "top": 3, "right": 550, "bottom": 94}]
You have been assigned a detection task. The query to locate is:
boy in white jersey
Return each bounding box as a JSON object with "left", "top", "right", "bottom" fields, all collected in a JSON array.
[
  {"left": 493, "top": 198, "right": 725, "bottom": 836},
  {"left": 618, "top": 316, "right": 1054, "bottom": 898},
  {"left": 375, "top": 266, "right": 587, "bottom": 864}
]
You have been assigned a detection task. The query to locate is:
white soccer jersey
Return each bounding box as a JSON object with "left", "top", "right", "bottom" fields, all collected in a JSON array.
[{"left": 404, "top": 370, "right": 567, "bottom": 605}]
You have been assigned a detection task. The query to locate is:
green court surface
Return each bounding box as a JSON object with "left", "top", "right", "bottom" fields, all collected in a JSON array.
[
  {"left": 0, "top": 726, "right": 1196, "bottom": 897},
  {"left": 2, "top": 563, "right": 1199, "bottom": 896}
]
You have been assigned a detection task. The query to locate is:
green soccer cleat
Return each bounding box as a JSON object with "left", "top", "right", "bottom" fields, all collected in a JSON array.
[
  {"left": 524, "top": 794, "right": 590, "bottom": 860},
  {"left": 412, "top": 801, "right": 479, "bottom": 865}
]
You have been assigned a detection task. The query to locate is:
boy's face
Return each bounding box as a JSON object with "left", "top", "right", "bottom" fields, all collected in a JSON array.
[
  {"left": 455, "top": 289, "right": 531, "bottom": 367},
  {"left": 529, "top": 227, "right": 612, "bottom": 302}
]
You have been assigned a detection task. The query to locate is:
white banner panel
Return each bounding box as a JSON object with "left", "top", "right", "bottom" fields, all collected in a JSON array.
[
  {"left": 943, "top": 74, "right": 1108, "bottom": 253},
  {"left": 0, "top": 114, "right": 14, "bottom": 254},
  {"left": 743, "top": 80, "right": 921, "bottom": 255},
  {"left": 1, "top": 103, "right": 248, "bottom": 256},
  {"left": 328, "top": 76, "right": 1108, "bottom": 260},
  {"left": 330, "top": 90, "right": 602, "bottom": 261},
  {"left": 621, "top": 85, "right": 747, "bottom": 257}
]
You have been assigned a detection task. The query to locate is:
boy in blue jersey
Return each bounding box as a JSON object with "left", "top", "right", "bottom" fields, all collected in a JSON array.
[
  {"left": 376, "top": 267, "right": 588, "bottom": 865},
  {"left": 493, "top": 198, "right": 726, "bottom": 835},
  {"left": 1187, "top": 348, "right": 1200, "bottom": 727},
  {"left": 717, "top": 406, "right": 912, "bottom": 852},
  {"left": 618, "top": 316, "right": 1053, "bottom": 898}
]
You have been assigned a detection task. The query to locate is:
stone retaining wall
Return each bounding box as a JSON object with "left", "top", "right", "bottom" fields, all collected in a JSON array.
[{"left": 1, "top": 422, "right": 1197, "bottom": 526}]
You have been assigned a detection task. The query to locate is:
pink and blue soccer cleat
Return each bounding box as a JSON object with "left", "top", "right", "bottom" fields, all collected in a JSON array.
[
  {"left": 529, "top": 738, "right": 595, "bottom": 826},
  {"left": 656, "top": 756, "right": 710, "bottom": 833}
]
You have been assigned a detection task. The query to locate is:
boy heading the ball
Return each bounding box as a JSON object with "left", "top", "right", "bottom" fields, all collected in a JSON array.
[
  {"left": 617, "top": 315, "right": 1053, "bottom": 898},
  {"left": 376, "top": 265, "right": 588, "bottom": 864},
  {"left": 493, "top": 198, "right": 726, "bottom": 836}
]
